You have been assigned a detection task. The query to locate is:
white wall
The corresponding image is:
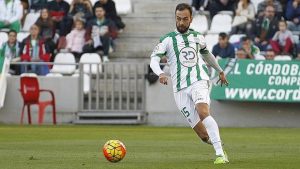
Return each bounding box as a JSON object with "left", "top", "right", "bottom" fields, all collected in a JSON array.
[
  {"left": 0, "top": 76, "right": 79, "bottom": 124},
  {"left": 146, "top": 79, "right": 300, "bottom": 127}
]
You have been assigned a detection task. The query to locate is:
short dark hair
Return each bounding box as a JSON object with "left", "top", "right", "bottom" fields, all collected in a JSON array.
[
  {"left": 8, "top": 29, "right": 17, "bottom": 35},
  {"left": 240, "top": 36, "right": 250, "bottom": 42},
  {"left": 175, "top": 3, "right": 192, "bottom": 16},
  {"left": 219, "top": 32, "right": 228, "bottom": 39}
]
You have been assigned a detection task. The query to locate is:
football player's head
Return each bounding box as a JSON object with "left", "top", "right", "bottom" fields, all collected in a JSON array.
[{"left": 175, "top": 3, "right": 193, "bottom": 34}]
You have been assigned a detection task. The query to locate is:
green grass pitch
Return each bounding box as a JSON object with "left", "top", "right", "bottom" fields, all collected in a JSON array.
[{"left": 0, "top": 125, "right": 299, "bottom": 169}]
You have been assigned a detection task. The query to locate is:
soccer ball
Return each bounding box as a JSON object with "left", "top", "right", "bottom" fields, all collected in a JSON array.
[{"left": 103, "top": 140, "right": 126, "bottom": 163}]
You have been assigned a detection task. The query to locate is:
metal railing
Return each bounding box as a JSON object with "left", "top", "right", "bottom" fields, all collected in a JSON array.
[{"left": 78, "top": 62, "right": 147, "bottom": 113}]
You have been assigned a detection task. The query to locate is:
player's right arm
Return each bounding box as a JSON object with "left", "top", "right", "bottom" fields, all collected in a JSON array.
[{"left": 150, "top": 37, "right": 169, "bottom": 85}]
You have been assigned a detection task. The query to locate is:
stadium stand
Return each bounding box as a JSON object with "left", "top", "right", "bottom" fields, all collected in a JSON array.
[
  {"left": 114, "top": 0, "right": 132, "bottom": 15},
  {"left": 190, "top": 14, "right": 208, "bottom": 34},
  {"left": 209, "top": 14, "right": 232, "bottom": 33},
  {"left": 22, "top": 12, "right": 40, "bottom": 31},
  {"left": 205, "top": 34, "right": 219, "bottom": 51}
]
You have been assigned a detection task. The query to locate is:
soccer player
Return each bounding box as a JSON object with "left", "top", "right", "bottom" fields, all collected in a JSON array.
[{"left": 150, "top": 3, "right": 229, "bottom": 164}]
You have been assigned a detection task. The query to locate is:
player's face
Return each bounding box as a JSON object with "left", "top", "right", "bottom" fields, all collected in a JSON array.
[{"left": 175, "top": 9, "right": 192, "bottom": 34}]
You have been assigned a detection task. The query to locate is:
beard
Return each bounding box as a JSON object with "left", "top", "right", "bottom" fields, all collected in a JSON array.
[{"left": 176, "top": 24, "right": 190, "bottom": 34}]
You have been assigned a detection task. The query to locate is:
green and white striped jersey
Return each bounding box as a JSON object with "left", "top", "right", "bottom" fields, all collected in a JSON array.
[{"left": 151, "top": 29, "right": 210, "bottom": 92}]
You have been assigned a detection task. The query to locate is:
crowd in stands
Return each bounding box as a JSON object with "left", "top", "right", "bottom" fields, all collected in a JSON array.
[
  {"left": 0, "top": 0, "right": 125, "bottom": 75},
  {"left": 192, "top": 0, "right": 300, "bottom": 60}
]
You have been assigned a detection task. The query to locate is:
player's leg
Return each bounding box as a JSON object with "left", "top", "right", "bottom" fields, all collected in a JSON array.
[
  {"left": 191, "top": 80, "right": 228, "bottom": 164},
  {"left": 193, "top": 121, "right": 212, "bottom": 145}
]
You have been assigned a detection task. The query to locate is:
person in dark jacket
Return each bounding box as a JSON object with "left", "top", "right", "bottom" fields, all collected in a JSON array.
[
  {"left": 212, "top": 32, "right": 235, "bottom": 58},
  {"left": 93, "top": 0, "right": 125, "bottom": 30},
  {"left": 251, "top": 5, "right": 279, "bottom": 51},
  {"left": 208, "top": 0, "right": 236, "bottom": 18},
  {"left": 286, "top": 0, "right": 300, "bottom": 31},
  {"left": 85, "top": 5, "right": 118, "bottom": 62},
  {"left": 47, "top": 0, "right": 70, "bottom": 36},
  {"left": 35, "top": 8, "right": 56, "bottom": 57}
]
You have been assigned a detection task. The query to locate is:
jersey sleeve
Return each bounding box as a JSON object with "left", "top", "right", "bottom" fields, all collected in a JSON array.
[{"left": 150, "top": 37, "right": 168, "bottom": 59}]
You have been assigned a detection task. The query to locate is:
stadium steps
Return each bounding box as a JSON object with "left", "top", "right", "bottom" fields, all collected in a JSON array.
[
  {"left": 74, "top": 111, "right": 147, "bottom": 124},
  {"left": 111, "top": 0, "right": 186, "bottom": 59}
]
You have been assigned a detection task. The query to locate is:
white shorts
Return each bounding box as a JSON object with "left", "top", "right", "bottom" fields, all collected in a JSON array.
[{"left": 174, "top": 80, "right": 210, "bottom": 128}]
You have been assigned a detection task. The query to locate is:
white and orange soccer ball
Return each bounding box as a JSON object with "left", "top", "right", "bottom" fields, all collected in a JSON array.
[{"left": 103, "top": 140, "right": 126, "bottom": 163}]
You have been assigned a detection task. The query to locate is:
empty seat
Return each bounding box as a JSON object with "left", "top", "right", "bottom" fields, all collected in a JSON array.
[
  {"left": 252, "top": 0, "right": 265, "bottom": 13},
  {"left": 114, "top": 0, "right": 132, "bottom": 15},
  {"left": 0, "top": 32, "right": 8, "bottom": 46},
  {"left": 274, "top": 55, "right": 292, "bottom": 61},
  {"left": 204, "top": 34, "right": 219, "bottom": 51},
  {"left": 190, "top": 14, "right": 208, "bottom": 34},
  {"left": 50, "top": 53, "right": 76, "bottom": 74},
  {"left": 209, "top": 14, "right": 232, "bottom": 33},
  {"left": 22, "top": 12, "right": 40, "bottom": 31},
  {"left": 79, "top": 53, "right": 102, "bottom": 74},
  {"left": 17, "top": 32, "right": 30, "bottom": 42},
  {"left": 46, "top": 73, "right": 63, "bottom": 77}
]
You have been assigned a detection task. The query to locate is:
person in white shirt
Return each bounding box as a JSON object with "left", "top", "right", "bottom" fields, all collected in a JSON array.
[{"left": 0, "top": 0, "right": 23, "bottom": 32}]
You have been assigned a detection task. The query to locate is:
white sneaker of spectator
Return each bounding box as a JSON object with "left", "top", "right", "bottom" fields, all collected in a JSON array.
[{"left": 103, "top": 56, "right": 110, "bottom": 62}]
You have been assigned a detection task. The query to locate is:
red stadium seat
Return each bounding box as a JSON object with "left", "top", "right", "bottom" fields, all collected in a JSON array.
[{"left": 19, "top": 76, "right": 56, "bottom": 124}]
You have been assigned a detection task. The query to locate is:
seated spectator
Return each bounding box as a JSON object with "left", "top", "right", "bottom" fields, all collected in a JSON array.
[
  {"left": 231, "top": 0, "right": 255, "bottom": 34},
  {"left": 208, "top": 0, "right": 236, "bottom": 18},
  {"left": 35, "top": 8, "right": 56, "bottom": 57},
  {"left": 286, "top": 0, "right": 300, "bottom": 32},
  {"left": 20, "top": 24, "right": 51, "bottom": 75},
  {"left": 47, "top": 0, "right": 70, "bottom": 36},
  {"left": 264, "top": 49, "right": 276, "bottom": 60},
  {"left": 0, "top": 30, "right": 21, "bottom": 74},
  {"left": 212, "top": 32, "right": 235, "bottom": 58},
  {"left": 235, "top": 48, "right": 247, "bottom": 59},
  {"left": 85, "top": 5, "right": 118, "bottom": 62},
  {"left": 191, "top": 0, "right": 209, "bottom": 14},
  {"left": 270, "top": 20, "right": 294, "bottom": 55},
  {"left": 64, "top": 0, "right": 93, "bottom": 34},
  {"left": 30, "top": 0, "right": 48, "bottom": 11},
  {"left": 239, "top": 36, "right": 261, "bottom": 59},
  {"left": 257, "top": 0, "right": 283, "bottom": 18},
  {"left": 0, "top": 0, "right": 23, "bottom": 32},
  {"left": 94, "top": 0, "right": 125, "bottom": 31},
  {"left": 66, "top": 19, "right": 86, "bottom": 62},
  {"left": 251, "top": 5, "right": 279, "bottom": 51}
]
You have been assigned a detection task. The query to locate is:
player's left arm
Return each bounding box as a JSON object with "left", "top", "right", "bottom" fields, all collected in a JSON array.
[{"left": 197, "top": 35, "right": 229, "bottom": 86}]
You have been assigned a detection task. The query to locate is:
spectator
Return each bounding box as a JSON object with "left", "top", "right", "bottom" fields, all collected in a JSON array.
[
  {"left": 264, "top": 49, "right": 276, "bottom": 60},
  {"left": 251, "top": 5, "right": 279, "bottom": 51},
  {"left": 47, "top": 0, "right": 70, "bottom": 36},
  {"left": 94, "top": 0, "right": 125, "bottom": 30},
  {"left": 0, "top": 30, "right": 21, "bottom": 74},
  {"left": 66, "top": 19, "right": 86, "bottom": 62},
  {"left": 239, "top": 36, "right": 261, "bottom": 59},
  {"left": 231, "top": 0, "right": 255, "bottom": 34},
  {"left": 66, "top": 0, "right": 93, "bottom": 29},
  {"left": 35, "top": 8, "right": 56, "bottom": 57},
  {"left": 209, "top": 0, "right": 236, "bottom": 18},
  {"left": 191, "top": 0, "right": 209, "bottom": 13},
  {"left": 235, "top": 48, "right": 247, "bottom": 59},
  {"left": 0, "top": 0, "right": 23, "bottom": 32},
  {"left": 85, "top": 5, "right": 118, "bottom": 62},
  {"left": 286, "top": 0, "right": 300, "bottom": 32},
  {"left": 270, "top": 20, "right": 294, "bottom": 55},
  {"left": 20, "top": 24, "right": 51, "bottom": 75},
  {"left": 30, "top": 0, "right": 48, "bottom": 11},
  {"left": 257, "top": 0, "right": 283, "bottom": 18},
  {"left": 212, "top": 32, "right": 235, "bottom": 58}
]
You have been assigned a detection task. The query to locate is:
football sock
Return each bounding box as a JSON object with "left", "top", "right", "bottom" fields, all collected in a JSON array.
[{"left": 202, "top": 116, "right": 224, "bottom": 156}]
